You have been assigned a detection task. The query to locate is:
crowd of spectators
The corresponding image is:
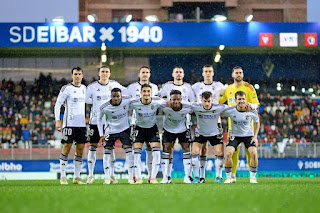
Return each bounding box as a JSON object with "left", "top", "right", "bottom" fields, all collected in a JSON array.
[{"left": 0, "top": 73, "right": 319, "bottom": 150}]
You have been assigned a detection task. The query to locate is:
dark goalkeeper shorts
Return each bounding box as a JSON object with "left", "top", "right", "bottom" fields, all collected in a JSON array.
[
  {"left": 61, "top": 127, "right": 87, "bottom": 144},
  {"left": 226, "top": 136, "right": 256, "bottom": 151}
]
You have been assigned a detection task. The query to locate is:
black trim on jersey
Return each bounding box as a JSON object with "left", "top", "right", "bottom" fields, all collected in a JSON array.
[
  {"left": 173, "top": 82, "right": 184, "bottom": 86},
  {"left": 203, "top": 81, "right": 213, "bottom": 85},
  {"left": 71, "top": 83, "right": 81, "bottom": 88},
  {"left": 65, "top": 99, "right": 68, "bottom": 127}
]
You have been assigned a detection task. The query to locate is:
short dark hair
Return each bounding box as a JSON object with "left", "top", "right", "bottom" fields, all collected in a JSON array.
[
  {"left": 71, "top": 67, "right": 83, "bottom": 74},
  {"left": 111, "top": 88, "right": 121, "bottom": 93},
  {"left": 202, "top": 91, "right": 212, "bottom": 99},
  {"left": 173, "top": 66, "right": 183, "bottom": 70},
  {"left": 141, "top": 84, "right": 152, "bottom": 90},
  {"left": 232, "top": 66, "right": 243, "bottom": 72},
  {"left": 235, "top": 91, "right": 246, "bottom": 99},
  {"left": 170, "top": 89, "right": 181, "bottom": 96},
  {"left": 139, "top": 66, "right": 150, "bottom": 72},
  {"left": 99, "top": 65, "right": 110, "bottom": 71},
  {"left": 203, "top": 64, "right": 213, "bottom": 69}
]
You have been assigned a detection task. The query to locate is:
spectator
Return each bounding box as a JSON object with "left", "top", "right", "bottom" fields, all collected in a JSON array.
[
  {"left": 38, "top": 132, "right": 48, "bottom": 147},
  {"left": 310, "top": 130, "right": 320, "bottom": 143}
]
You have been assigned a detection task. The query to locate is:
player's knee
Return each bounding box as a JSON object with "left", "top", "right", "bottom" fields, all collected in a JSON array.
[
  {"left": 181, "top": 143, "right": 190, "bottom": 152},
  {"left": 249, "top": 150, "right": 257, "bottom": 158},
  {"left": 191, "top": 149, "right": 199, "bottom": 156},
  {"left": 225, "top": 151, "right": 233, "bottom": 160},
  {"left": 163, "top": 143, "right": 171, "bottom": 153},
  {"left": 201, "top": 146, "right": 207, "bottom": 153},
  {"left": 216, "top": 150, "right": 224, "bottom": 156}
]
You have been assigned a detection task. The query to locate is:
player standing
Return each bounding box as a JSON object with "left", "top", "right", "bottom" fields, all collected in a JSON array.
[
  {"left": 85, "top": 65, "right": 126, "bottom": 184},
  {"left": 192, "top": 65, "right": 226, "bottom": 183},
  {"left": 159, "top": 66, "right": 195, "bottom": 183},
  {"left": 126, "top": 66, "right": 159, "bottom": 181},
  {"left": 219, "top": 66, "right": 259, "bottom": 183},
  {"left": 190, "top": 92, "right": 226, "bottom": 184},
  {"left": 130, "top": 84, "right": 165, "bottom": 184},
  {"left": 54, "top": 67, "right": 87, "bottom": 185},
  {"left": 160, "top": 90, "right": 193, "bottom": 184},
  {"left": 97, "top": 88, "right": 134, "bottom": 184},
  {"left": 222, "top": 91, "right": 260, "bottom": 183}
]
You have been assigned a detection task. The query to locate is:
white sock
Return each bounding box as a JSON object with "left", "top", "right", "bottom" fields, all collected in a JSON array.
[
  {"left": 87, "top": 145, "right": 97, "bottom": 177},
  {"left": 74, "top": 155, "right": 82, "bottom": 179},
  {"left": 183, "top": 152, "right": 191, "bottom": 178},
  {"left": 161, "top": 152, "right": 169, "bottom": 178},
  {"left": 146, "top": 147, "right": 153, "bottom": 178},
  {"left": 103, "top": 148, "right": 112, "bottom": 179},
  {"left": 59, "top": 153, "right": 68, "bottom": 177},
  {"left": 232, "top": 173, "right": 236, "bottom": 178},
  {"left": 168, "top": 158, "right": 173, "bottom": 178},
  {"left": 215, "top": 155, "right": 224, "bottom": 178},
  {"left": 200, "top": 156, "right": 207, "bottom": 178},
  {"left": 110, "top": 149, "right": 115, "bottom": 177},
  {"left": 191, "top": 154, "right": 199, "bottom": 178},
  {"left": 125, "top": 148, "right": 134, "bottom": 179},
  {"left": 134, "top": 148, "right": 142, "bottom": 180},
  {"left": 225, "top": 167, "right": 232, "bottom": 179},
  {"left": 151, "top": 147, "right": 161, "bottom": 179},
  {"left": 250, "top": 167, "right": 257, "bottom": 178}
]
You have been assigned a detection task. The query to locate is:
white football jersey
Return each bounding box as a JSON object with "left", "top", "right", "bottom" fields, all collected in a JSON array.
[
  {"left": 86, "top": 80, "right": 126, "bottom": 125},
  {"left": 161, "top": 103, "right": 193, "bottom": 134},
  {"left": 126, "top": 82, "right": 159, "bottom": 98},
  {"left": 97, "top": 98, "right": 131, "bottom": 136},
  {"left": 159, "top": 82, "right": 195, "bottom": 102},
  {"left": 192, "top": 81, "right": 225, "bottom": 103},
  {"left": 54, "top": 83, "right": 86, "bottom": 128},
  {"left": 130, "top": 97, "right": 165, "bottom": 128},
  {"left": 222, "top": 106, "right": 260, "bottom": 137},
  {"left": 191, "top": 103, "right": 227, "bottom": 137}
]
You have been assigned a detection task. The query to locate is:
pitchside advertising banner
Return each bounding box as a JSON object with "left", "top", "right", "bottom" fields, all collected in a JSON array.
[
  {"left": 0, "top": 22, "right": 319, "bottom": 47},
  {"left": 0, "top": 153, "right": 320, "bottom": 180}
]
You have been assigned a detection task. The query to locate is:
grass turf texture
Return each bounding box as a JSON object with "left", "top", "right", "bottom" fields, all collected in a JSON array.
[{"left": 1, "top": 178, "right": 320, "bottom": 213}]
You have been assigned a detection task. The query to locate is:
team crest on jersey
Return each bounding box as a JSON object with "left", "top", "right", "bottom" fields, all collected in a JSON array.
[
  {"left": 82, "top": 90, "right": 85, "bottom": 94},
  {"left": 181, "top": 114, "right": 185, "bottom": 117},
  {"left": 183, "top": 88, "right": 186, "bottom": 92},
  {"left": 212, "top": 110, "right": 216, "bottom": 113},
  {"left": 212, "top": 86, "right": 215, "bottom": 90},
  {"left": 109, "top": 86, "right": 112, "bottom": 90},
  {"left": 151, "top": 105, "right": 155, "bottom": 110},
  {"left": 246, "top": 115, "right": 249, "bottom": 120},
  {"left": 138, "top": 113, "right": 142, "bottom": 117},
  {"left": 112, "top": 116, "right": 117, "bottom": 119},
  {"left": 97, "top": 96, "right": 101, "bottom": 101},
  {"left": 63, "top": 136, "right": 68, "bottom": 141},
  {"left": 123, "top": 105, "right": 127, "bottom": 110},
  {"left": 199, "top": 115, "right": 203, "bottom": 118},
  {"left": 73, "top": 98, "right": 78, "bottom": 102}
]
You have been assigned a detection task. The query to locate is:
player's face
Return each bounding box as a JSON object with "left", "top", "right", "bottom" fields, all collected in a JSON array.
[
  {"left": 170, "top": 94, "right": 182, "bottom": 110},
  {"left": 172, "top": 68, "right": 184, "bottom": 81},
  {"left": 235, "top": 95, "right": 246, "bottom": 107},
  {"left": 111, "top": 92, "right": 122, "bottom": 106},
  {"left": 99, "top": 68, "right": 111, "bottom": 81},
  {"left": 138, "top": 68, "right": 151, "bottom": 81},
  {"left": 201, "top": 97, "right": 213, "bottom": 110},
  {"left": 141, "top": 87, "right": 152, "bottom": 100},
  {"left": 72, "top": 70, "right": 83, "bottom": 84},
  {"left": 232, "top": 68, "right": 244, "bottom": 82},
  {"left": 202, "top": 67, "right": 214, "bottom": 80}
]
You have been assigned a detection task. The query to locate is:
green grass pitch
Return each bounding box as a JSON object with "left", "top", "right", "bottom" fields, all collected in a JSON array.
[{"left": 1, "top": 178, "right": 320, "bottom": 213}]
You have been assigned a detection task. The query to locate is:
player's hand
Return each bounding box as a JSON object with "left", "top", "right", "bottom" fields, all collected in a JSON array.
[
  {"left": 100, "top": 136, "right": 106, "bottom": 144},
  {"left": 130, "top": 125, "right": 136, "bottom": 140},
  {"left": 55, "top": 120, "right": 62, "bottom": 132},
  {"left": 166, "top": 100, "right": 171, "bottom": 107},
  {"left": 245, "top": 103, "right": 252, "bottom": 112},
  {"left": 251, "top": 136, "right": 258, "bottom": 147}
]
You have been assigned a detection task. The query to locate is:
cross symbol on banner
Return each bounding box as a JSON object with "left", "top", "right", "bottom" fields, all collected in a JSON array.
[{"left": 99, "top": 27, "right": 114, "bottom": 42}]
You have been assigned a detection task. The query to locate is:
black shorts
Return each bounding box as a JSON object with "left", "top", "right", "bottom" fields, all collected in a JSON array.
[
  {"left": 86, "top": 125, "right": 100, "bottom": 143},
  {"left": 104, "top": 128, "right": 132, "bottom": 148},
  {"left": 134, "top": 125, "right": 160, "bottom": 143},
  {"left": 193, "top": 134, "right": 223, "bottom": 146},
  {"left": 61, "top": 127, "right": 87, "bottom": 144},
  {"left": 226, "top": 136, "right": 256, "bottom": 151},
  {"left": 162, "top": 129, "right": 191, "bottom": 143}
]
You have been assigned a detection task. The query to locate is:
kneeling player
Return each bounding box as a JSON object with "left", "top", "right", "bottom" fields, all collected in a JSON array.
[
  {"left": 222, "top": 91, "right": 260, "bottom": 183},
  {"left": 97, "top": 88, "right": 134, "bottom": 184},
  {"left": 130, "top": 84, "right": 165, "bottom": 184},
  {"left": 191, "top": 91, "right": 226, "bottom": 183}
]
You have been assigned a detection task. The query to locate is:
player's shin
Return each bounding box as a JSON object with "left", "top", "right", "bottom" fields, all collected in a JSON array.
[
  {"left": 215, "top": 155, "right": 224, "bottom": 178},
  {"left": 103, "top": 148, "right": 112, "bottom": 179},
  {"left": 87, "top": 145, "right": 97, "bottom": 177},
  {"left": 146, "top": 146, "right": 153, "bottom": 178},
  {"left": 183, "top": 152, "right": 192, "bottom": 178},
  {"left": 199, "top": 156, "right": 207, "bottom": 178},
  {"left": 74, "top": 155, "right": 82, "bottom": 178},
  {"left": 133, "top": 148, "right": 142, "bottom": 180},
  {"left": 151, "top": 147, "right": 161, "bottom": 179},
  {"left": 161, "top": 152, "right": 169, "bottom": 178},
  {"left": 124, "top": 147, "right": 134, "bottom": 179},
  {"left": 59, "top": 153, "right": 68, "bottom": 177},
  {"left": 191, "top": 154, "right": 200, "bottom": 178},
  {"left": 231, "top": 148, "right": 240, "bottom": 176},
  {"left": 110, "top": 149, "right": 116, "bottom": 177}
]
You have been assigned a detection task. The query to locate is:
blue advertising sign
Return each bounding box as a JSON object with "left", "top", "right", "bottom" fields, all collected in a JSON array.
[
  {"left": 1, "top": 156, "right": 320, "bottom": 173},
  {"left": 0, "top": 22, "right": 320, "bottom": 47}
]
